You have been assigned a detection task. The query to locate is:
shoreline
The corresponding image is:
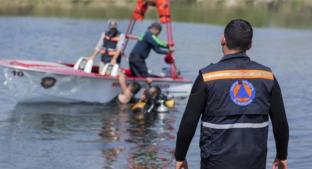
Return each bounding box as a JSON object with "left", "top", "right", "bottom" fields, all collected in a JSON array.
[{"left": 0, "top": 1, "right": 311, "bottom": 29}]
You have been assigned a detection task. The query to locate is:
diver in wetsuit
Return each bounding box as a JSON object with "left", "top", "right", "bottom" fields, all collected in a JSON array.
[
  {"left": 131, "top": 85, "right": 174, "bottom": 114},
  {"left": 116, "top": 71, "right": 174, "bottom": 112},
  {"left": 131, "top": 86, "right": 161, "bottom": 113}
]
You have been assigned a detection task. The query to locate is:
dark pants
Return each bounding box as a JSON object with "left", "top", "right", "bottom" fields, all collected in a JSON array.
[
  {"left": 201, "top": 158, "right": 210, "bottom": 169},
  {"left": 101, "top": 54, "right": 121, "bottom": 64},
  {"left": 129, "top": 53, "right": 149, "bottom": 77},
  {"left": 200, "top": 157, "right": 266, "bottom": 169}
]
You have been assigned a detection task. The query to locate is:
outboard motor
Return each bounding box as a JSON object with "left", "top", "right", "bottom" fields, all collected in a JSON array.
[
  {"left": 99, "top": 63, "right": 119, "bottom": 77},
  {"left": 74, "top": 57, "right": 93, "bottom": 73}
]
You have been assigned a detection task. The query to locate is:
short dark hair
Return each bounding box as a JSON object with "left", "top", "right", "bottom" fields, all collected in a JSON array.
[
  {"left": 150, "top": 86, "right": 161, "bottom": 100},
  {"left": 130, "top": 82, "right": 141, "bottom": 95},
  {"left": 148, "top": 22, "right": 162, "bottom": 32},
  {"left": 224, "top": 19, "right": 253, "bottom": 51}
]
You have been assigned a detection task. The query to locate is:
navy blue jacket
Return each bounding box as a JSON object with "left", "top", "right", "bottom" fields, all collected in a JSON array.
[{"left": 175, "top": 53, "right": 289, "bottom": 169}]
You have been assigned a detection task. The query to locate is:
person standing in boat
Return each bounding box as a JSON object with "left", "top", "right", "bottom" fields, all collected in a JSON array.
[
  {"left": 87, "top": 20, "right": 125, "bottom": 65},
  {"left": 175, "top": 19, "right": 289, "bottom": 169},
  {"left": 129, "top": 22, "right": 174, "bottom": 77}
]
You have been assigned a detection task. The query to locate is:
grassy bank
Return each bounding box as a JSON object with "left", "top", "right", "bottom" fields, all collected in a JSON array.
[{"left": 0, "top": 0, "right": 311, "bottom": 28}]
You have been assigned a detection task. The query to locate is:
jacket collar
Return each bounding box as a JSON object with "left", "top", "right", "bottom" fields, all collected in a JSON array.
[{"left": 220, "top": 52, "right": 250, "bottom": 62}]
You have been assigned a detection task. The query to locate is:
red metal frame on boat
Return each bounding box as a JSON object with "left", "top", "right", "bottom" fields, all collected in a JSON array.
[{"left": 123, "top": 0, "right": 178, "bottom": 79}]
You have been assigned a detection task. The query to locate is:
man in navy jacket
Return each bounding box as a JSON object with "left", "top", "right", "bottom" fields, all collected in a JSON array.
[{"left": 175, "top": 19, "right": 289, "bottom": 169}]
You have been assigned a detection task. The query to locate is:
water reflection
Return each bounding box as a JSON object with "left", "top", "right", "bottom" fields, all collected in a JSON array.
[
  {"left": 10, "top": 103, "right": 106, "bottom": 140},
  {"left": 9, "top": 103, "right": 177, "bottom": 168},
  {"left": 128, "top": 113, "right": 175, "bottom": 168},
  {"left": 98, "top": 104, "right": 176, "bottom": 169},
  {"left": 99, "top": 104, "right": 128, "bottom": 169},
  {"left": 102, "top": 147, "right": 124, "bottom": 169}
]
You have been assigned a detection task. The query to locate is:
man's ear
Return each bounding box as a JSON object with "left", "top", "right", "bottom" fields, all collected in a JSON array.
[
  {"left": 221, "top": 35, "right": 226, "bottom": 46},
  {"left": 247, "top": 41, "right": 252, "bottom": 50}
]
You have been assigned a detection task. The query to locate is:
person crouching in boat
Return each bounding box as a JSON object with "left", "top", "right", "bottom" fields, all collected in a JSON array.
[
  {"left": 113, "top": 71, "right": 142, "bottom": 104},
  {"left": 129, "top": 22, "right": 174, "bottom": 77},
  {"left": 87, "top": 19, "right": 125, "bottom": 65}
]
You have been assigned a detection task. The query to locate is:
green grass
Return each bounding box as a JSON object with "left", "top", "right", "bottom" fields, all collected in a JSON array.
[{"left": 0, "top": 0, "right": 311, "bottom": 29}]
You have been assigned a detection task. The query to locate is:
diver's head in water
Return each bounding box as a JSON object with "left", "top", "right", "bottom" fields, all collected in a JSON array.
[
  {"left": 141, "top": 86, "right": 161, "bottom": 102},
  {"left": 131, "top": 86, "right": 162, "bottom": 114},
  {"left": 150, "top": 86, "right": 161, "bottom": 101}
]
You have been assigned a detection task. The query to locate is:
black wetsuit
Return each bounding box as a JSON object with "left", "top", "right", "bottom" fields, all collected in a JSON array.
[
  {"left": 175, "top": 54, "right": 289, "bottom": 169},
  {"left": 129, "top": 31, "right": 169, "bottom": 77}
]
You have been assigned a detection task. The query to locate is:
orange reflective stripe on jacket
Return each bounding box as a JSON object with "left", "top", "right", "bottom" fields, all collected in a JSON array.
[{"left": 202, "top": 70, "right": 274, "bottom": 82}]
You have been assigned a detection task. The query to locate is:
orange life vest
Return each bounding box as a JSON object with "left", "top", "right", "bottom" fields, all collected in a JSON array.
[
  {"left": 101, "top": 35, "right": 120, "bottom": 56},
  {"left": 156, "top": 0, "right": 171, "bottom": 23},
  {"left": 133, "top": 0, "right": 148, "bottom": 21},
  {"left": 133, "top": 0, "right": 171, "bottom": 23}
]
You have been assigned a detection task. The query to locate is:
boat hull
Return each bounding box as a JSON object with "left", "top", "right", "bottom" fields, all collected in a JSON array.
[{"left": 1, "top": 60, "right": 192, "bottom": 103}]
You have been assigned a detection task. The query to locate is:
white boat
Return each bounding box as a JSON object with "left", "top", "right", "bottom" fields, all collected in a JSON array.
[
  {"left": 0, "top": 1, "right": 195, "bottom": 104},
  {"left": 0, "top": 59, "right": 192, "bottom": 103}
]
